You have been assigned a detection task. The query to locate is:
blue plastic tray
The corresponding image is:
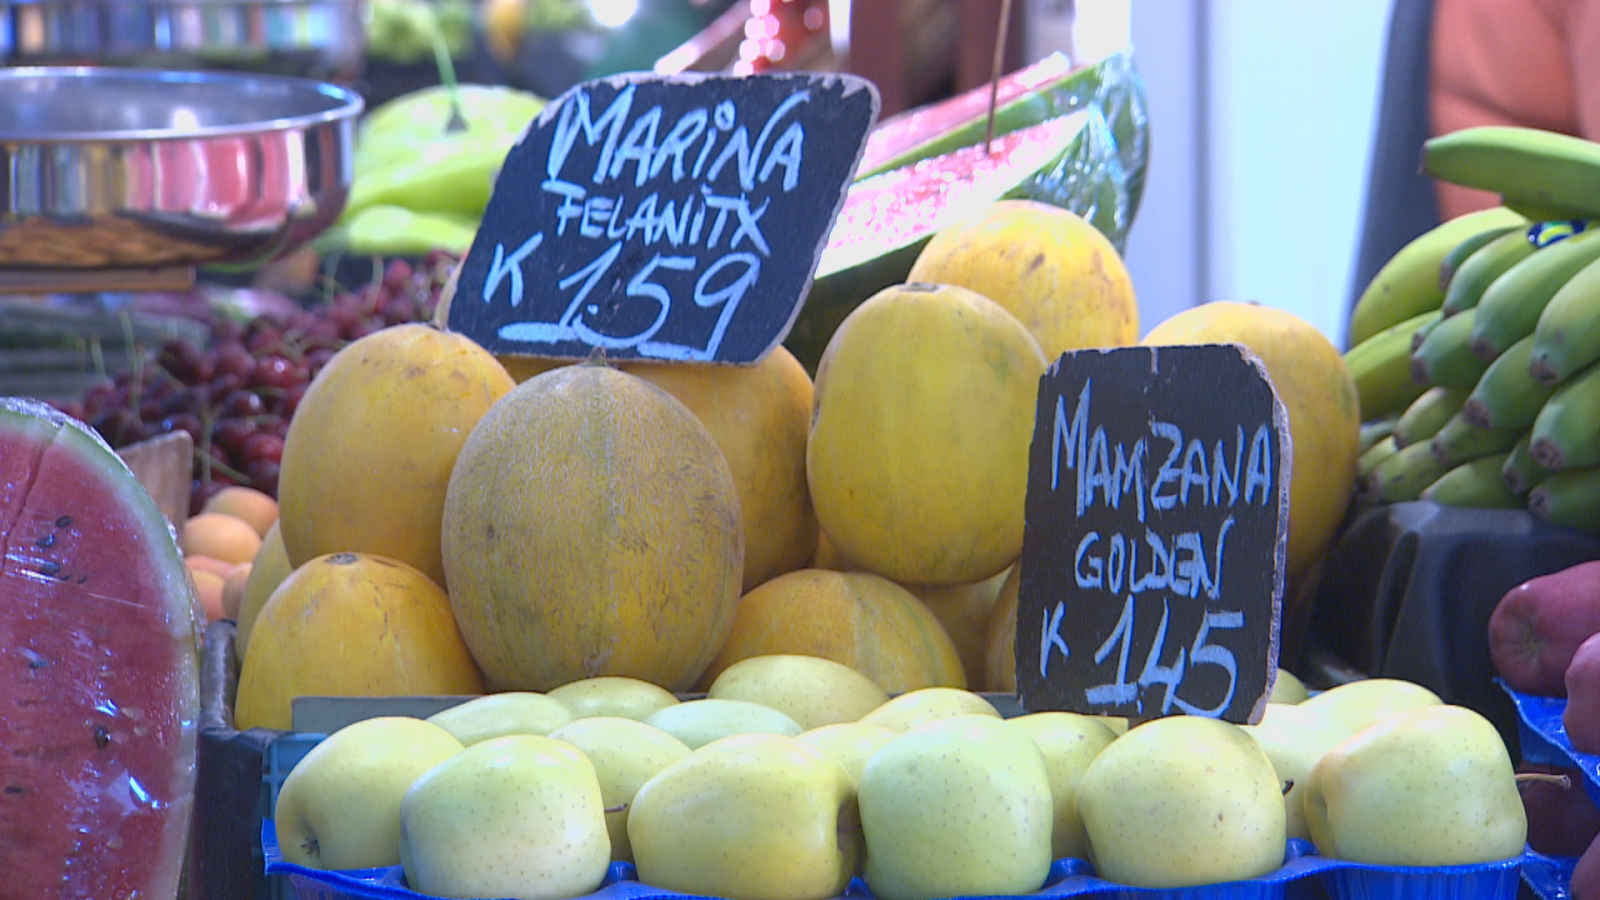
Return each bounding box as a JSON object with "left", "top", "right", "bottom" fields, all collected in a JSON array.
[
  {"left": 263, "top": 821, "right": 1524, "bottom": 900},
  {"left": 1499, "top": 681, "right": 1600, "bottom": 899}
]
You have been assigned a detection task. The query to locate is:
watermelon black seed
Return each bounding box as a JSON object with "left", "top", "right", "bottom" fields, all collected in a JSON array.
[
  {"left": 38, "top": 561, "right": 59, "bottom": 578},
  {"left": 55, "top": 515, "right": 72, "bottom": 528},
  {"left": 35, "top": 533, "right": 54, "bottom": 549},
  {"left": 3, "top": 785, "right": 22, "bottom": 794},
  {"left": 93, "top": 726, "right": 110, "bottom": 748},
  {"left": 21, "top": 648, "right": 47, "bottom": 669}
]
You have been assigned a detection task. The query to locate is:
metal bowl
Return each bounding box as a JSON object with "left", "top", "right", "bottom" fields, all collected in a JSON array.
[
  {"left": 0, "top": 0, "right": 366, "bottom": 84},
  {"left": 0, "top": 66, "right": 362, "bottom": 271}
]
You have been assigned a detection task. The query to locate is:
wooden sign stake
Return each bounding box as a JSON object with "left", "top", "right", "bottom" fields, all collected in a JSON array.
[{"left": 984, "top": 0, "right": 1015, "bottom": 155}]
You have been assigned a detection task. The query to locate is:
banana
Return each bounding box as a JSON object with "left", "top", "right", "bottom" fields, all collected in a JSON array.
[
  {"left": 1528, "top": 466, "right": 1600, "bottom": 532},
  {"left": 1421, "top": 452, "right": 1520, "bottom": 509},
  {"left": 1530, "top": 254, "right": 1600, "bottom": 385},
  {"left": 1348, "top": 206, "right": 1527, "bottom": 346},
  {"left": 1501, "top": 430, "right": 1548, "bottom": 497},
  {"left": 1429, "top": 413, "right": 1524, "bottom": 468},
  {"left": 1359, "top": 416, "right": 1399, "bottom": 454},
  {"left": 1460, "top": 334, "right": 1559, "bottom": 430},
  {"left": 1439, "top": 224, "right": 1524, "bottom": 293},
  {"left": 1469, "top": 224, "right": 1600, "bottom": 360},
  {"left": 1411, "top": 307, "right": 1489, "bottom": 389},
  {"left": 1344, "top": 309, "right": 1436, "bottom": 420},
  {"left": 1392, "top": 386, "right": 1469, "bottom": 448},
  {"left": 1422, "top": 126, "right": 1600, "bottom": 221},
  {"left": 1370, "top": 439, "right": 1450, "bottom": 503},
  {"left": 1359, "top": 434, "right": 1401, "bottom": 484},
  {"left": 1529, "top": 359, "right": 1600, "bottom": 470},
  {"left": 1439, "top": 227, "right": 1537, "bottom": 317},
  {"left": 1410, "top": 312, "right": 1442, "bottom": 351}
]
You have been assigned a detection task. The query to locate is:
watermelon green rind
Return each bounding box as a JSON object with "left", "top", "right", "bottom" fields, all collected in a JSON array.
[
  {"left": 0, "top": 395, "right": 202, "bottom": 900},
  {"left": 785, "top": 110, "right": 1092, "bottom": 371},
  {"left": 856, "top": 52, "right": 1085, "bottom": 179}
]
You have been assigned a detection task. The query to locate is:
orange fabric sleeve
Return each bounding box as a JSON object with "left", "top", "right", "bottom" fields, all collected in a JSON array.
[{"left": 1429, "top": 0, "right": 1600, "bottom": 219}]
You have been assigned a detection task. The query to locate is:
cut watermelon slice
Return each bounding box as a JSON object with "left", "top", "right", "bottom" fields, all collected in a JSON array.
[
  {"left": 856, "top": 52, "right": 1086, "bottom": 179},
  {"left": 785, "top": 110, "right": 1090, "bottom": 371},
  {"left": 0, "top": 397, "right": 202, "bottom": 900}
]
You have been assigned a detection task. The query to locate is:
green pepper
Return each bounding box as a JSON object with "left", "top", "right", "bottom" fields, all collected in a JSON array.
[
  {"left": 343, "top": 134, "right": 518, "bottom": 220},
  {"left": 340, "top": 205, "right": 480, "bottom": 257}
]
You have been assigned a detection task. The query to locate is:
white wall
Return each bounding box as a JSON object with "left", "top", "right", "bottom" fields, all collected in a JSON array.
[{"left": 1064, "top": 0, "right": 1394, "bottom": 347}]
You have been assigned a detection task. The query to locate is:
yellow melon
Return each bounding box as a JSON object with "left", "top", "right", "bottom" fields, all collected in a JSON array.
[
  {"left": 983, "top": 563, "right": 1021, "bottom": 693},
  {"left": 276, "top": 323, "right": 515, "bottom": 587},
  {"left": 698, "top": 568, "right": 966, "bottom": 693},
  {"left": 236, "top": 520, "right": 292, "bottom": 660},
  {"left": 1140, "top": 301, "right": 1361, "bottom": 578},
  {"left": 623, "top": 346, "right": 818, "bottom": 591},
  {"left": 907, "top": 199, "right": 1139, "bottom": 360},
  {"left": 807, "top": 282, "right": 1047, "bottom": 586},
  {"left": 905, "top": 566, "right": 1012, "bottom": 692},
  {"left": 235, "top": 552, "right": 485, "bottom": 730},
  {"left": 441, "top": 362, "right": 743, "bottom": 692}
]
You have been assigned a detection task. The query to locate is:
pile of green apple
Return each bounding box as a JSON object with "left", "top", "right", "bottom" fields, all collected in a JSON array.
[{"left": 273, "top": 656, "right": 1529, "bottom": 899}]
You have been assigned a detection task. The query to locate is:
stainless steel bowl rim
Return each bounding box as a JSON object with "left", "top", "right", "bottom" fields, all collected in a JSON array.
[{"left": 0, "top": 66, "right": 364, "bottom": 143}]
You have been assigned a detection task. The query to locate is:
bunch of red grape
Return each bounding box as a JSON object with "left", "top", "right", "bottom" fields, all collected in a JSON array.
[{"left": 54, "top": 255, "right": 455, "bottom": 515}]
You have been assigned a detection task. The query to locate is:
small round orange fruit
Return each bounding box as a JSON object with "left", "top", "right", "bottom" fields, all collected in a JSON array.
[
  {"left": 201, "top": 486, "right": 279, "bottom": 538},
  {"left": 182, "top": 513, "right": 262, "bottom": 566}
]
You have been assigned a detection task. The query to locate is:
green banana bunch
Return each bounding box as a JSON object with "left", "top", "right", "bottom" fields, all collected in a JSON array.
[
  {"left": 1439, "top": 227, "right": 1537, "bottom": 317},
  {"left": 1460, "top": 334, "right": 1559, "bottom": 430},
  {"left": 1430, "top": 414, "right": 1524, "bottom": 468},
  {"left": 1344, "top": 310, "right": 1437, "bottom": 420},
  {"left": 1370, "top": 440, "right": 1449, "bottom": 503},
  {"left": 1423, "top": 126, "right": 1600, "bottom": 222},
  {"left": 1393, "top": 386, "right": 1469, "bottom": 448},
  {"left": 1421, "top": 452, "right": 1520, "bottom": 509},
  {"left": 1469, "top": 224, "right": 1600, "bottom": 360},
  {"left": 1502, "top": 431, "right": 1548, "bottom": 497},
  {"left": 1348, "top": 207, "right": 1527, "bottom": 346},
  {"left": 1359, "top": 434, "right": 1401, "bottom": 482},
  {"left": 1439, "top": 224, "right": 1524, "bottom": 293},
  {"left": 1411, "top": 308, "right": 1489, "bottom": 389},
  {"left": 1528, "top": 359, "right": 1600, "bottom": 470},
  {"left": 1530, "top": 254, "right": 1600, "bottom": 384},
  {"left": 1529, "top": 466, "right": 1600, "bottom": 532},
  {"left": 1360, "top": 416, "right": 1400, "bottom": 454}
]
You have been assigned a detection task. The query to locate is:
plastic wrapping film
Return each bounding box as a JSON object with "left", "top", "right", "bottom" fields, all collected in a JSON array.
[
  {"left": 1016, "top": 48, "right": 1149, "bottom": 253},
  {"left": 263, "top": 824, "right": 1527, "bottom": 900},
  {"left": 0, "top": 397, "right": 203, "bottom": 900}
]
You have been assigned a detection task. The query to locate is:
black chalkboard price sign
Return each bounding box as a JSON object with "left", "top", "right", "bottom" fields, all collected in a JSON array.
[
  {"left": 447, "top": 70, "right": 879, "bottom": 364},
  {"left": 1015, "top": 344, "right": 1292, "bottom": 725}
]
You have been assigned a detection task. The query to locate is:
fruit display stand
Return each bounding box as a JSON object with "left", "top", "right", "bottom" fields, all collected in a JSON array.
[{"left": 1307, "top": 498, "right": 1600, "bottom": 748}]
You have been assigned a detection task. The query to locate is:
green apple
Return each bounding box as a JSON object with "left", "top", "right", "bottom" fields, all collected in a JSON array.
[
  {"left": 274, "top": 716, "right": 464, "bottom": 870},
  {"left": 1096, "top": 716, "right": 1130, "bottom": 736},
  {"left": 1005, "top": 711, "right": 1117, "bottom": 861},
  {"left": 1303, "top": 704, "right": 1526, "bottom": 866},
  {"left": 547, "top": 676, "right": 680, "bottom": 720},
  {"left": 1077, "top": 715, "right": 1286, "bottom": 888},
  {"left": 1297, "top": 677, "right": 1442, "bottom": 732},
  {"left": 857, "top": 687, "right": 1001, "bottom": 732},
  {"left": 426, "top": 691, "right": 574, "bottom": 745},
  {"left": 642, "top": 698, "right": 803, "bottom": 749},
  {"left": 858, "top": 714, "right": 1053, "bottom": 900},
  {"left": 399, "top": 734, "right": 612, "bottom": 899},
  {"left": 708, "top": 654, "right": 890, "bottom": 729},
  {"left": 1268, "top": 669, "right": 1310, "bottom": 704},
  {"left": 795, "top": 721, "right": 897, "bottom": 787},
  {"left": 547, "top": 716, "right": 691, "bottom": 863},
  {"left": 1240, "top": 702, "right": 1354, "bottom": 840},
  {"left": 628, "top": 732, "right": 860, "bottom": 900}
]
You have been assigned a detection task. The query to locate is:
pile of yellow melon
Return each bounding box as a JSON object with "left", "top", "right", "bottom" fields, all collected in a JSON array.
[{"left": 228, "top": 199, "right": 1362, "bottom": 731}]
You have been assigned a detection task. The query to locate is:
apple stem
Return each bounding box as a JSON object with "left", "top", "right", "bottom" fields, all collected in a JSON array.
[
  {"left": 1514, "top": 772, "right": 1572, "bottom": 789},
  {"left": 604, "top": 802, "right": 629, "bottom": 815}
]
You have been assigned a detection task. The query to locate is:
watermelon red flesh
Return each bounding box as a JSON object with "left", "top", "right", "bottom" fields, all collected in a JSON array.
[{"left": 0, "top": 398, "right": 202, "bottom": 900}]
